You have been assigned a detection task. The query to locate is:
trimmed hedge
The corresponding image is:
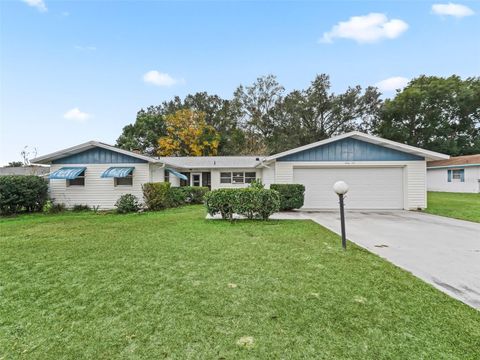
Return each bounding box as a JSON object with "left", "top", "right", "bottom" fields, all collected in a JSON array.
[
  {"left": 143, "top": 183, "right": 209, "bottom": 211},
  {"left": 205, "top": 188, "right": 280, "bottom": 220},
  {"left": 0, "top": 175, "right": 49, "bottom": 215},
  {"left": 270, "top": 184, "right": 305, "bottom": 211},
  {"left": 169, "top": 186, "right": 209, "bottom": 207},
  {"left": 142, "top": 182, "right": 171, "bottom": 210},
  {"left": 204, "top": 189, "right": 237, "bottom": 220}
]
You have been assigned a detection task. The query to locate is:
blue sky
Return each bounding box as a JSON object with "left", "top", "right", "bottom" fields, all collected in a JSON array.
[{"left": 1, "top": 0, "right": 479, "bottom": 164}]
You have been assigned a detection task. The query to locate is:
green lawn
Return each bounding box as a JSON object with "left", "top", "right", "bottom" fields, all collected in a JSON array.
[
  {"left": 1, "top": 206, "right": 479, "bottom": 359},
  {"left": 425, "top": 191, "right": 480, "bottom": 223}
]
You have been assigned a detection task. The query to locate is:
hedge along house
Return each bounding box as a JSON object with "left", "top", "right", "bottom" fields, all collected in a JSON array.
[{"left": 32, "top": 132, "right": 448, "bottom": 210}]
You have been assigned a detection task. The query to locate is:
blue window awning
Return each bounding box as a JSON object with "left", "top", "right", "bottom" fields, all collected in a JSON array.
[
  {"left": 166, "top": 168, "right": 188, "bottom": 181},
  {"left": 101, "top": 167, "right": 134, "bottom": 178},
  {"left": 49, "top": 167, "right": 86, "bottom": 179}
]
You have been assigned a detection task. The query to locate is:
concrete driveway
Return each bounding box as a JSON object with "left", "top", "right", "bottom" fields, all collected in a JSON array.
[{"left": 274, "top": 211, "right": 480, "bottom": 309}]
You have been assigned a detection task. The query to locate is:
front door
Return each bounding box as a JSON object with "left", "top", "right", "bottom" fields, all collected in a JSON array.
[{"left": 191, "top": 173, "right": 201, "bottom": 187}]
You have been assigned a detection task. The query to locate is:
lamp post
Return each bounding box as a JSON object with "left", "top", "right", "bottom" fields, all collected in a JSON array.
[{"left": 333, "top": 181, "right": 349, "bottom": 250}]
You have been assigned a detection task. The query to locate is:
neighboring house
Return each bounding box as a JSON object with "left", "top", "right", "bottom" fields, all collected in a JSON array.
[
  {"left": 0, "top": 165, "right": 50, "bottom": 177},
  {"left": 31, "top": 132, "right": 448, "bottom": 210},
  {"left": 427, "top": 155, "right": 480, "bottom": 193}
]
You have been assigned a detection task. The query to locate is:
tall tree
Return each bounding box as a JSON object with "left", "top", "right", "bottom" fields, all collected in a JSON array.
[
  {"left": 375, "top": 75, "right": 480, "bottom": 155},
  {"left": 233, "top": 75, "right": 284, "bottom": 154},
  {"left": 158, "top": 110, "right": 220, "bottom": 156},
  {"left": 268, "top": 74, "right": 382, "bottom": 154},
  {"left": 116, "top": 107, "right": 166, "bottom": 156}
]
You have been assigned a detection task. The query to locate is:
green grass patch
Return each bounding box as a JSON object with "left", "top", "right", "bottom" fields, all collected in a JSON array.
[
  {"left": 1, "top": 206, "right": 479, "bottom": 358},
  {"left": 425, "top": 191, "right": 480, "bottom": 223}
]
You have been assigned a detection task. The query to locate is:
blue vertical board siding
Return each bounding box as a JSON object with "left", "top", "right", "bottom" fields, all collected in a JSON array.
[
  {"left": 52, "top": 147, "right": 148, "bottom": 164},
  {"left": 277, "top": 138, "right": 424, "bottom": 161}
]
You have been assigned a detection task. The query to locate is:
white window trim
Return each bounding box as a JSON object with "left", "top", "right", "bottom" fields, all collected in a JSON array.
[
  {"left": 220, "top": 172, "right": 232, "bottom": 184},
  {"left": 220, "top": 171, "right": 257, "bottom": 185},
  {"left": 451, "top": 169, "right": 464, "bottom": 182}
]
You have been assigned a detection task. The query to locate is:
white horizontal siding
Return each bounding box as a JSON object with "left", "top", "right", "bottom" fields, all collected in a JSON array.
[
  {"left": 427, "top": 167, "right": 480, "bottom": 193},
  {"left": 406, "top": 161, "right": 426, "bottom": 209},
  {"left": 275, "top": 162, "right": 294, "bottom": 184},
  {"left": 150, "top": 165, "right": 165, "bottom": 183},
  {"left": 49, "top": 163, "right": 150, "bottom": 209},
  {"left": 261, "top": 166, "right": 275, "bottom": 189}
]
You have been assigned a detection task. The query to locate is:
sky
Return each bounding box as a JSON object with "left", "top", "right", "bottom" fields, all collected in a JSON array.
[{"left": 0, "top": 0, "right": 479, "bottom": 165}]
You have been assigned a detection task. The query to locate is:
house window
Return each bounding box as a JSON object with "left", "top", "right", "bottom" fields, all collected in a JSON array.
[
  {"left": 220, "top": 172, "right": 232, "bottom": 184},
  {"left": 164, "top": 171, "right": 170, "bottom": 183},
  {"left": 220, "top": 171, "right": 257, "bottom": 184},
  {"left": 114, "top": 175, "right": 133, "bottom": 186},
  {"left": 67, "top": 170, "right": 85, "bottom": 187},
  {"left": 452, "top": 169, "right": 463, "bottom": 181},
  {"left": 180, "top": 172, "right": 190, "bottom": 187},
  {"left": 232, "top": 172, "right": 244, "bottom": 184},
  {"left": 202, "top": 172, "right": 211, "bottom": 189},
  {"left": 245, "top": 172, "right": 257, "bottom": 183}
]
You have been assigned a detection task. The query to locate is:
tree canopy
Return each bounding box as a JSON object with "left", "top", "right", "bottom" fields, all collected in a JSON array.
[
  {"left": 158, "top": 110, "right": 220, "bottom": 156},
  {"left": 374, "top": 75, "right": 480, "bottom": 156},
  {"left": 116, "top": 74, "right": 479, "bottom": 157}
]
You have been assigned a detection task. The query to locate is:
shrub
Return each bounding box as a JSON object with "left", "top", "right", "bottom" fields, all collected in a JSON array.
[
  {"left": 43, "top": 200, "right": 67, "bottom": 214},
  {"left": 204, "top": 189, "right": 237, "bottom": 220},
  {"left": 168, "top": 187, "right": 187, "bottom": 207},
  {"left": 72, "top": 204, "right": 91, "bottom": 212},
  {"left": 233, "top": 188, "right": 259, "bottom": 219},
  {"left": 0, "top": 175, "right": 48, "bottom": 215},
  {"left": 142, "top": 182, "right": 171, "bottom": 210},
  {"left": 255, "top": 189, "right": 281, "bottom": 220},
  {"left": 115, "top": 194, "right": 141, "bottom": 214},
  {"left": 177, "top": 186, "right": 209, "bottom": 204},
  {"left": 144, "top": 183, "right": 209, "bottom": 210},
  {"left": 270, "top": 184, "right": 305, "bottom": 211},
  {"left": 205, "top": 188, "right": 280, "bottom": 220},
  {"left": 249, "top": 179, "right": 264, "bottom": 190}
]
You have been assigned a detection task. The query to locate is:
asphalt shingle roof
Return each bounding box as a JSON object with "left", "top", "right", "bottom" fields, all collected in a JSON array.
[
  {"left": 159, "top": 156, "right": 263, "bottom": 169},
  {"left": 427, "top": 154, "right": 480, "bottom": 167}
]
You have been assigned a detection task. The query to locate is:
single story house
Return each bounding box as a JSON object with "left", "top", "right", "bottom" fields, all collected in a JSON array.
[
  {"left": 427, "top": 154, "right": 480, "bottom": 193},
  {"left": 32, "top": 131, "right": 448, "bottom": 210}
]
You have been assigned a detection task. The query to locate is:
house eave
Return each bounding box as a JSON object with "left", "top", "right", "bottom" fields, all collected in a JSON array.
[{"left": 427, "top": 163, "right": 480, "bottom": 170}]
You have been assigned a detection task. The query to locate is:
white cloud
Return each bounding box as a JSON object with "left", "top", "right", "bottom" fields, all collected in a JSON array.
[
  {"left": 320, "top": 13, "right": 408, "bottom": 44},
  {"left": 432, "top": 3, "right": 475, "bottom": 17},
  {"left": 74, "top": 45, "right": 97, "bottom": 51},
  {"left": 143, "top": 71, "right": 180, "bottom": 87},
  {"left": 375, "top": 76, "right": 409, "bottom": 92},
  {"left": 22, "top": 0, "right": 47, "bottom": 12},
  {"left": 63, "top": 108, "right": 91, "bottom": 123}
]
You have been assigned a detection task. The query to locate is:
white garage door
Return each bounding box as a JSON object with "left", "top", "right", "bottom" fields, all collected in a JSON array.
[{"left": 293, "top": 167, "right": 404, "bottom": 209}]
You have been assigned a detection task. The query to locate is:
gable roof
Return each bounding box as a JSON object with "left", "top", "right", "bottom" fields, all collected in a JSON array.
[
  {"left": 265, "top": 131, "right": 449, "bottom": 162},
  {"left": 160, "top": 156, "right": 262, "bottom": 169},
  {"left": 31, "top": 141, "right": 160, "bottom": 165},
  {"left": 427, "top": 154, "right": 480, "bottom": 168}
]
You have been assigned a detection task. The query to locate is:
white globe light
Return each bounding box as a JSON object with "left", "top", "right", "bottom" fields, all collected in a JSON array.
[{"left": 333, "top": 181, "right": 349, "bottom": 195}]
